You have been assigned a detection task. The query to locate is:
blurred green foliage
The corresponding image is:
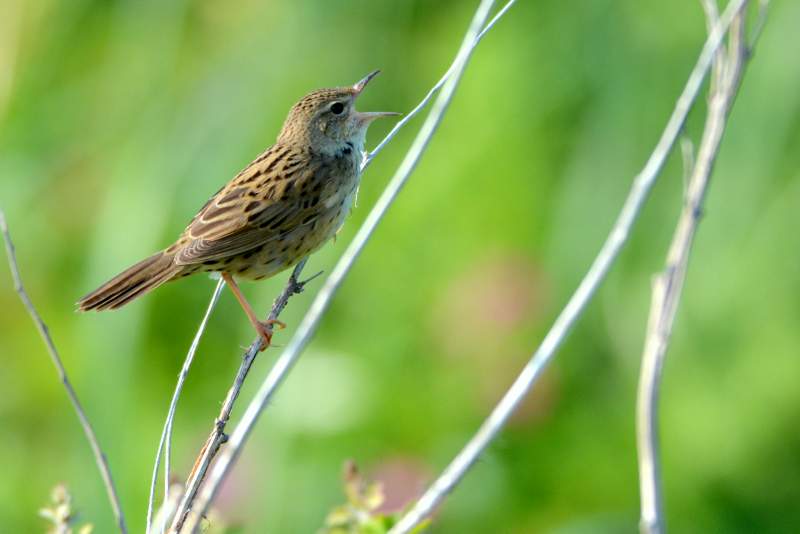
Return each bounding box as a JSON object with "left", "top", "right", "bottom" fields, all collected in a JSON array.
[{"left": 1, "top": 0, "right": 799, "bottom": 532}]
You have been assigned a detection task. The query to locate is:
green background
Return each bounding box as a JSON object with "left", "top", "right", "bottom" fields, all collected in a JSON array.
[{"left": 1, "top": 0, "right": 799, "bottom": 532}]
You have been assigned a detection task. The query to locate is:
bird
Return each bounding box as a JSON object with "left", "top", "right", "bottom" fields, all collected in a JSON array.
[{"left": 77, "top": 70, "right": 398, "bottom": 348}]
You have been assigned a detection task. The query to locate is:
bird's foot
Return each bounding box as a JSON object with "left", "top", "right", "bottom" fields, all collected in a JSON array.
[{"left": 255, "top": 319, "right": 286, "bottom": 351}]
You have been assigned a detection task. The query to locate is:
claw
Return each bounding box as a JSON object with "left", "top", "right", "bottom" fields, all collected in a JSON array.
[{"left": 254, "top": 319, "right": 287, "bottom": 351}]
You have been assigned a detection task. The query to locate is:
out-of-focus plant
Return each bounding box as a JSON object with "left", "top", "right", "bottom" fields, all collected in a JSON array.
[
  {"left": 321, "top": 461, "right": 428, "bottom": 534},
  {"left": 39, "top": 484, "right": 93, "bottom": 534}
]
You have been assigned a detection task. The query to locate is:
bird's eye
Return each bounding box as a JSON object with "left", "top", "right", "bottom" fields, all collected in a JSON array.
[{"left": 330, "top": 102, "right": 345, "bottom": 115}]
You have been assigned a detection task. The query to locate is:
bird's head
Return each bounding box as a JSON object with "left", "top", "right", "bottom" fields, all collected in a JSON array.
[{"left": 277, "top": 70, "right": 399, "bottom": 156}]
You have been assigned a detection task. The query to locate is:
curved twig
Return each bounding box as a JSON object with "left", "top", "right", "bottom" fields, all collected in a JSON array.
[
  {"left": 363, "top": 0, "right": 517, "bottom": 170},
  {"left": 147, "top": 278, "right": 225, "bottom": 534},
  {"left": 0, "top": 210, "right": 128, "bottom": 534}
]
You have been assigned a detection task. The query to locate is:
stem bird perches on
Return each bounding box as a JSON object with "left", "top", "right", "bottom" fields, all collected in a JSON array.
[
  {"left": 148, "top": 262, "right": 321, "bottom": 534},
  {"left": 389, "top": 0, "right": 750, "bottom": 532},
  {"left": 636, "top": 2, "right": 764, "bottom": 533},
  {"left": 167, "top": 261, "right": 313, "bottom": 533},
  {"left": 0, "top": 210, "right": 128, "bottom": 534}
]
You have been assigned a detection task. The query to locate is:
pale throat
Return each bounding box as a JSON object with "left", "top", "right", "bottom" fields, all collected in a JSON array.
[
  {"left": 321, "top": 129, "right": 367, "bottom": 211},
  {"left": 316, "top": 126, "right": 368, "bottom": 160}
]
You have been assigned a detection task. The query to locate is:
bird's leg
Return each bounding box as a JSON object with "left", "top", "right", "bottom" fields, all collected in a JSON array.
[{"left": 221, "top": 273, "right": 285, "bottom": 350}]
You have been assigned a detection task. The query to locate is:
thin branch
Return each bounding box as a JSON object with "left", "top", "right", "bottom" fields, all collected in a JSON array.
[
  {"left": 168, "top": 260, "right": 310, "bottom": 532},
  {"left": 679, "top": 137, "right": 695, "bottom": 198},
  {"left": 150, "top": 484, "right": 186, "bottom": 534},
  {"left": 179, "top": 0, "right": 506, "bottom": 531},
  {"left": 700, "top": 0, "right": 723, "bottom": 96},
  {"left": 363, "top": 0, "right": 517, "bottom": 170},
  {"left": 749, "top": 0, "right": 771, "bottom": 52},
  {"left": 388, "top": 1, "right": 749, "bottom": 532},
  {"left": 0, "top": 209, "right": 128, "bottom": 534},
  {"left": 636, "top": 3, "right": 755, "bottom": 534},
  {"left": 147, "top": 278, "right": 225, "bottom": 534}
]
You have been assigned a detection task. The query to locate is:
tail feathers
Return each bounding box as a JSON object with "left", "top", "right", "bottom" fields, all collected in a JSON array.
[{"left": 77, "top": 251, "right": 181, "bottom": 311}]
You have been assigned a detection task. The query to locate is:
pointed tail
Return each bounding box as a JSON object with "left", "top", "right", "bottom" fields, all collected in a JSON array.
[{"left": 77, "top": 251, "right": 181, "bottom": 311}]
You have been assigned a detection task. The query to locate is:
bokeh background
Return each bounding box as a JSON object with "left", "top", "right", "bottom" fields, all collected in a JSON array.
[{"left": 1, "top": 0, "right": 799, "bottom": 532}]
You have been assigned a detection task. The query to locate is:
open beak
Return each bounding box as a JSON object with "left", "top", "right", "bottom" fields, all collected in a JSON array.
[
  {"left": 352, "top": 70, "right": 400, "bottom": 123},
  {"left": 356, "top": 111, "right": 401, "bottom": 123}
]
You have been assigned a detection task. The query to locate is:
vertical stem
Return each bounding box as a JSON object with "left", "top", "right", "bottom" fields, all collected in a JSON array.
[{"left": 635, "top": 4, "right": 753, "bottom": 533}]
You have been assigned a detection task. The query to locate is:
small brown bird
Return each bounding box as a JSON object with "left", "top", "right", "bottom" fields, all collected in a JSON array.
[{"left": 78, "top": 70, "right": 398, "bottom": 347}]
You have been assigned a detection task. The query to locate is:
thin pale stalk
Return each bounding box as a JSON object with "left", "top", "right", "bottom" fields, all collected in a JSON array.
[
  {"left": 389, "top": 1, "right": 748, "bottom": 532},
  {"left": 149, "top": 484, "right": 185, "bottom": 534},
  {"left": 179, "top": 0, "right": 501, "bottom": 531},
  {"left": 363, "top": 0, "right": 516, "bottom": 170},
  {"left": 0, "top": 210, "right": 128, "bottom": 534},
  {"left": 146, "top": 278, "right": 225, "bottom": 534},
  {"left": 636, "top": 5, "right": 753, "bottom": 534}
]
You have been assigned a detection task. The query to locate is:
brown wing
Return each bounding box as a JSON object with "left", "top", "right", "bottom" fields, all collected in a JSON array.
[{"left": 174, "top": 144, "right": 326, "bottom": 265}]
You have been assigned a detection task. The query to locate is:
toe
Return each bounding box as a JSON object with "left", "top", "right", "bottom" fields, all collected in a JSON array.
[{"left": 261, "top": 319, "right": 286, "bottom": 330}]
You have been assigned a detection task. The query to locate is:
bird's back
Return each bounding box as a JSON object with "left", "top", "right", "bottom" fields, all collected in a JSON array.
[{"left": 169, "top": 141, "right": 361, "bottom": 280}]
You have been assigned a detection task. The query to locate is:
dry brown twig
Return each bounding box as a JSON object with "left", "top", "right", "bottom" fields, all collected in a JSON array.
[
  {"left": 635, "top": 1, "right": 766, "bottom": 533},
  {"left": 0, "top": 210, "right": 128, "bottom": 534},
  {"left": 166, "top": 260, "right": 315, "bottom": 533},
  {"left": 148, "top": 261, "right": 318, "bottom": 534}
]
